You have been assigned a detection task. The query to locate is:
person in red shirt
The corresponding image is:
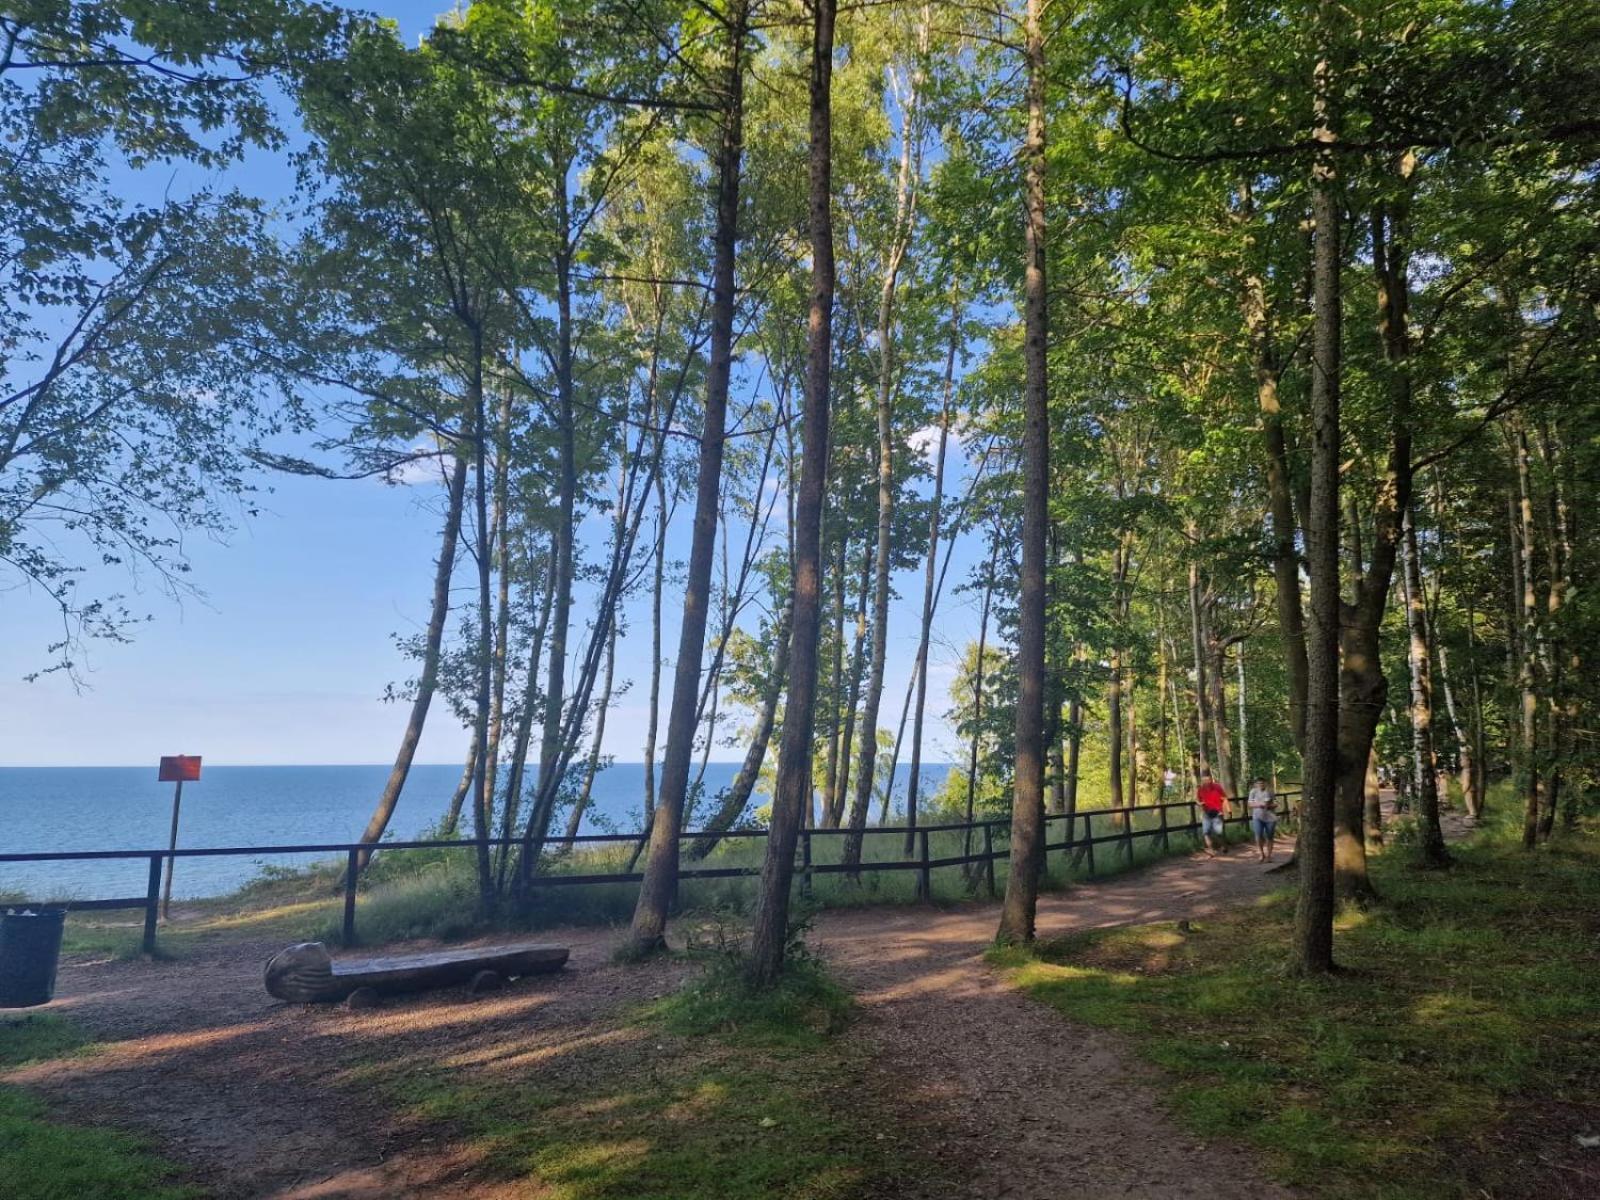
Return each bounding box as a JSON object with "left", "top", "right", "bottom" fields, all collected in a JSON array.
[{"left": 1196, "top": 770, "right": 1231, "bottom": 857}]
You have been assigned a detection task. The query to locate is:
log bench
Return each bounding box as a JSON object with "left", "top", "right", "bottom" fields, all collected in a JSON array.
[{"left": 265, "top": 940, "right": 569, "bottom": 1004}]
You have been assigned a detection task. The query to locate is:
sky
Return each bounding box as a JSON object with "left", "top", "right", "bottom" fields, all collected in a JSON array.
[{"left": 0, "top": 1, "right": 991, "bottom": 768}]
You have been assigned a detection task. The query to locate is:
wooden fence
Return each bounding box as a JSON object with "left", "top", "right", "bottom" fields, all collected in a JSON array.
[{"left": 0, "top": 792, "right": 1297, "bottom": 955}]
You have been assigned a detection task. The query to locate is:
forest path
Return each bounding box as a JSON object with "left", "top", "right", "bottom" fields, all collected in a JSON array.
[
  {"left": 811, "top": 839, "right": 1300, "bottom": 1199},
  {"left": 10, "top": 830, "right": 1309, "bottom": 1198}
]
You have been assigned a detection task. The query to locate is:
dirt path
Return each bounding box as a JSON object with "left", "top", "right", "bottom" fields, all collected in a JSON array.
[
  {"left": 813, "top": 844, "right": 1298, "bottom": 1199},
  {"left": 8, "top": 841, "right": 1300, "bottom": 1198}
]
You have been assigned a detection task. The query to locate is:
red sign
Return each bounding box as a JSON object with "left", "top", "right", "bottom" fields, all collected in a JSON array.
[{"left": 158, "top": 755, "right": 202, "bottom": 783}]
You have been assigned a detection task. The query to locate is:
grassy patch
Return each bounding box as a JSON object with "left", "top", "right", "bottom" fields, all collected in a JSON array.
[
  {"left": 355, "top": 942, "right": 914, "bottom": 1199},
  {"left": 0, "top": 1017, "right": 193, "bottom": 1200},
  {"left": 651, "top": 922, "right": 854, "bottom": 1046},
  {"left": 994, "top": 802, "right": 1600, "bottom": 1199},
  {"left": 0, "top": 1013, "right": 92, "bottom": 1069}
]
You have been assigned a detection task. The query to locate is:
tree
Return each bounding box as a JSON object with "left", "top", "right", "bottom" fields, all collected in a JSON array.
[
  {"left": 996, "top": 0, "right": 1049, "bottom": 946},
  {"left": 748, "top": 0, "right": 835, "bottom": 988}
]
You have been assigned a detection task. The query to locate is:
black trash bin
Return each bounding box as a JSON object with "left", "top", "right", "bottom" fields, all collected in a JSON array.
[{"left": 0, "top": 907, "right": 67, "bottom": 1008}]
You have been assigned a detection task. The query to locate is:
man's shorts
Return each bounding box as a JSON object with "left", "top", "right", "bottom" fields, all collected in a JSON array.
[
  {"left": 1251, "top": 814, "right": 1277, "bottom": 839},
  {"left": 1200, "top": 811, "right": 1225, "bottom": 837}
]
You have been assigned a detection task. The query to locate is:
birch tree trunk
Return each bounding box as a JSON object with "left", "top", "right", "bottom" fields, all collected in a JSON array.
[
  {"left": 1401, "top": 500, "right": 1449, "bottom": 866},
  {"left": 845, "top": 54, "right": 922, "bottom": 867},
  {"left": 901, "top": 304, "right": 962, "bottom": 843}
]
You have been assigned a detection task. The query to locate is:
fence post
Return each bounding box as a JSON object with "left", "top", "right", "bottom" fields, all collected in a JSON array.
[
  {"left": 801, "top": 830, "right": 813, "bottom": 898},
  {"left": 1123, "top": 808, "right": 1136, "bottom": 863},
  {"left": 342, "top": 848, "right": 360, "bottom": 947},
  {"left": 979, "top": 825, "right": 992, "bottom": 902},
  {"left": 1159, "top": 802, "right": 1170, "bottom": 852},
  {"left": 142, "top": 854, "right": 162, "bottom": 957},
  {"left": 918, "top": 829, "right": 931, "bottom": 902},
  {"left": 1085, "top": 812, "right": 1095, "bottom": 876},
  {"left": 1189, "top": 800, "right": 1201, "bottom": 847}
]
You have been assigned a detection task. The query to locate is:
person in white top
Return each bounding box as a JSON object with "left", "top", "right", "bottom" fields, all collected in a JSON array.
[{"left": 1246, "top": 778, "right": 1278, "bottom": 862}]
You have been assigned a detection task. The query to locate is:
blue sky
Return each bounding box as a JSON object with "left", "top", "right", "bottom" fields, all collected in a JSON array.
[{"left": 0, "top": 1, "right": 990, "bottom": 767}]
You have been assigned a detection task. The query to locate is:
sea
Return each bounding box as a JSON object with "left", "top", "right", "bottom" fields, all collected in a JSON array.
[{"left": 0, "top": 762, "right": 951, "bottom": 901}]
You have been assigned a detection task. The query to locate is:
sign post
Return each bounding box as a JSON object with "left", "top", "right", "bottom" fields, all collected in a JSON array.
[{"left": 157, "top": 756, "right": 202, "bottom": 921}]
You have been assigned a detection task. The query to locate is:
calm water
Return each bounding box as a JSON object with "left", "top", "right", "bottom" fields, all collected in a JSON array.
[{"left": 0, "top": 762, "right": 951, "bottom": 900}]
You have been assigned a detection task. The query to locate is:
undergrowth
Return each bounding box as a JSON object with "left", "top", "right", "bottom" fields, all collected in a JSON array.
[
  {"left": 993, "top": 794, "right": 1600, "bottom": 1200},
  {"left": 651, "top": 913, "right": 854, "bottom": 1045}
]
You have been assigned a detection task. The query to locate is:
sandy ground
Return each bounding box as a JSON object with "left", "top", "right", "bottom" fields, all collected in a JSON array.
[{"left": 7, "top": 837, "right": 1301, "bottom": 1199}]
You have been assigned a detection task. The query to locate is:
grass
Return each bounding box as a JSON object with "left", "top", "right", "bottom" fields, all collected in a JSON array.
[
  {"left": 0, "top": 1015, "right": 194, "bottom": 1200},
  {"left": 990, "top": 796, "right": 1600, "bottom": 1200},
  {"left": 55, "top": 801, "right": 1236, "bottom": 956},
  {"left": 354, "top": 947, "right": 920, "bottom": 1199}
]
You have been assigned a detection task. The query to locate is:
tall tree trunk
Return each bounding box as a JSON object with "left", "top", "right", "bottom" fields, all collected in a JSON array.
[
  {"left": 1126, "top": 666, "right": 1139, "bottom": 808},
  {"left": 1065, "top": 688, "right": 1083, "bottom": 818},
  {"left": 561, "top": 614, "right": 618, "bottom": 850},
  {"left": 1429, "top": 476, "right": 1479, "bottom": 818},
  {"left": 1513, "top": 424, "right": 1542, "bottom": 849},
  {"left": 1203, "top": 617, "right": 1237, "bottom": 795},
  {"left": 830, "top": 544, "right": 871, "bottom": 827},
  {"left": 1535, "top": 420, "right": 1567, "bottom": 840},
  {"left": 902, "top": 294, "right": 961, "bottom": 840},
  {"left": 627, "top": 2, "right": 748, "bottom": 954},
  {"left": 961, "top": 542, "right": 999, "bottom": 871},
  {"left": 643, "top": 476, "right": 668, "bottom": 821},
  {"left": 748, "top": 0, "right": 833, "bottom": 987},
  {"left": 1236, "top": 650, "right": 1249, "bottom": 786},
  {"left": 1401, "top": 500, "right": 1449, "bottom": 866},
  {"left": 821, "top": 540, "right": 845, "bottom": 826},
  {"left": 1363, "top": 747, "right": 1383, "bottom": 847},
  {"left": 1330, "top": 171, "right": 1421, "bottom": 906},
  {"left": 357, "top": 448, "right": 467, "bottom": 867},
  {"left": 845, "top": 60, "right": 921, "bottom": 868},
  {"left": 1240, "top": 229, "right": 1309, "bottom": 755},
  {"left": 690, "top": 600, "right": 793, "bottom": 858},
  {"left": 442, "top": 729, "right": 479, "bottom": 836},
  {"left": 534, "top": 230, "right": 579, "bottom": 829},
  {"left": 495, "top": 536, "right": 557, "bottom": 888},
  {"left": 1186, "top": 550, "right": 1212, "bottom": 779},
  {"left": 468, "top": 335, "right": 497, "bottom": 913},
  {"left": 1107, "top": 644, "right": 1124, "bottom": 809},
  {"left": 483, "top": 384, "right": 516, "bottom": 832},
  {"left": 1292, "top": 10, "right": 1342, "bottom": 975},
  {"left": 998, "top": 0, "right": 1048, "bottom": 944}
]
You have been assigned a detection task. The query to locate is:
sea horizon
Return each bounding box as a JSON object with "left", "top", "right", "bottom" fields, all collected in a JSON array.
[{"left": 0, "top": 761, "right": 956, "bottom": 900}]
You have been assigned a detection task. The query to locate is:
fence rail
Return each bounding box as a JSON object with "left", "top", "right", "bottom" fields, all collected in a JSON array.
[{"left": 1, "top": 792, "right": 1297, "bottom": 955}]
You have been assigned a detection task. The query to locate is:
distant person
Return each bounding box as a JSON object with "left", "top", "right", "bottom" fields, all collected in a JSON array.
[
  {"left": 1246, "top": 776, "right": 1278, "bottom": 862},
  {"left": 1196, "top": 770, "right": 1230, "bottom": 857},
  {"left": 1162, "top": 766, "right": 1177, "bottom": 799}
]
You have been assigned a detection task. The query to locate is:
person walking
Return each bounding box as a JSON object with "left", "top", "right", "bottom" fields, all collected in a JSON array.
[
  {"left": 1196, "top": 770, "right": 1230, "bottom": 857},
  {"left": 1246, "top": 776, "right": 1278, "bottom": 862}
]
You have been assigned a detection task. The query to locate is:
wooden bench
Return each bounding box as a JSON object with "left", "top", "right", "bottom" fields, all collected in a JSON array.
[{"left": 265, "top": 940, "right": 568, "bottom": 1004}]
